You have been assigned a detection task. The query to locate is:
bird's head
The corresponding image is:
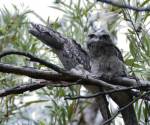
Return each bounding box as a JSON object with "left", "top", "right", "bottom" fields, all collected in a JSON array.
[{"left": 86, "top": 28, "right": 114, "bottom": 57}]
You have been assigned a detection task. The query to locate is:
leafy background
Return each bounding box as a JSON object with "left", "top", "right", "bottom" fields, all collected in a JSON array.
[{"left": 0, "top": 0, "right": 150, "bottom": 125}]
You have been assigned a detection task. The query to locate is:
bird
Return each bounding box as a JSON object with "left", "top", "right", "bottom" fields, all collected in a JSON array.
[{"left": 86, "top": 27, "right": 138, "bottom": 125}]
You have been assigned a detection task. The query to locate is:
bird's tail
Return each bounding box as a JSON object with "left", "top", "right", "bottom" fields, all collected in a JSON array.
[
  {"left": 86, "top": 85, "right": 111, "bottom": 125},
  {"left": 111, "top": 92, "right": 138, "bottom": 125},
  {"left": 96, "top": 95, "right": 111, "bottom": 125}
]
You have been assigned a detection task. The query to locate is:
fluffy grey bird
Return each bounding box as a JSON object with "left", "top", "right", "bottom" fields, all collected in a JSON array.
[{"left": 86, "top": 28, "right": 138, "bottom": 125}]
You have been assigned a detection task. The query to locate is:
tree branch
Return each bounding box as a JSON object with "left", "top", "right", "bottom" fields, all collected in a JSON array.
[
  {"left": 0, "top": 63, "right": 117, "bottom": 89},
  {"left": 0, "top": 62, "right": 149, "bottom": 99},
  {"left": 97, "top": 0, "right": 150, "bottom": 12},
  {"left": 0, "top": 81, "right": 76, "bottom": 97},
  {"left": 112, "top": 77, "right": 150, "bottom": 89},
  {"left": 0, "top": 63, "right": 65, "bottom": 81},
  {"left": 1, "top": 50, "right": 149, "bottom": 89},
  {"left": 0, "top": 82, "right": 46, "bottom": 97},
  {"left": 64, "top": 86, "right": 150, "bottom": 100},
  {"left": 1, "top": 79, "right": 149, "bottom": 101},
  {"left": 131, "top": 91, "right": 150, "bottom": 101},
  {"left": 0, "top": 50, "right": 67, "bottom": 74},
  {"left": 0, "top": 62, "right": 149, "bottom": 91}
]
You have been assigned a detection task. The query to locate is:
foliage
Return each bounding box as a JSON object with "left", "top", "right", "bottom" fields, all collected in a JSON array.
[{"left": 0, "top": 0, "right": 150, "bottom": 125}]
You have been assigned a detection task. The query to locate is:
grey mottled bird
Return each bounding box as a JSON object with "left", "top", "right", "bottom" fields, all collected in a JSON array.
[{"left": 86, "top": 28, "right": 138, "bottom": 125}]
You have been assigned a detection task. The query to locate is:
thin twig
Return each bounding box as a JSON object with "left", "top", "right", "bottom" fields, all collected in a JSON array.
[
  {"left": 131, "top": 91, "right": 150, "bottom": 101},
  {"left": 0, "top": 76, "right": 149, "bottom": 99},
  {"left": 65, "top": 85, "right": 150, "bottom": 100},
  {"left": 97, "top": 0, "right": 150, "bottom": 12},
  {"left": 102, "top": 91, "right": 150, "bottom": 125},
  {"left": 0, "top": 82, "right": 46, "bottom": 97},
  {"left": 0, "top": 81, "right": 76, "bottom": 97}
]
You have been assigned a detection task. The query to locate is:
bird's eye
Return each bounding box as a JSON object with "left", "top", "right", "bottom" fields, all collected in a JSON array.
[
  {"left": 102, "top": 34, "right": 109, "bottom": 39},
  {"left": 88, "top": 34, "right": 95, "bottom": 38}
]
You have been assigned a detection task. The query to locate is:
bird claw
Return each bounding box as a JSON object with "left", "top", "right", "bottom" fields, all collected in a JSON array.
[
  {"left": 101, "top": 73, "right": 113, "bottom": 81},
  {"left": 70, "top": 64, "right": 90, "bottom": 76}
]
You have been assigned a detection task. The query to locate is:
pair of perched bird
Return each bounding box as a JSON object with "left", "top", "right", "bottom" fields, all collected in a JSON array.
[{"left": 30, "top": 23, "right": 138, "bottom": 125}]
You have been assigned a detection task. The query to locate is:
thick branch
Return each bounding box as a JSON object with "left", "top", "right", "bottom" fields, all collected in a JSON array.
[
  {"left": 0, "top": 63, "right": 150, "bottom": 90},
  {"left": 1, "top": 50, "right": 150, "bottom": 90},
  {"left": 112, "top": 77, "right": 150, "bottom": 89},
  {"left": 97, "top": 0, "right": 150, "bottom": 12},
  {"left": 0, "top": 63, "right": 116, "bottom": 89},
  {"left": 0, "top": 63, "right": 65, "bottom": 81}
]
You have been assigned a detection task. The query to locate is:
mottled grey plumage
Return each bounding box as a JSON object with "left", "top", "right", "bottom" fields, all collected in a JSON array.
[
  {"left": 29, "top": 23, "right": 110, "bottom": 125},
  {"left": 87, "top": 28, "right": 126, "bottom": 79},
  {"left": 29, "top": 23, "right": 90, "bottom": 71},
  {"left": 86, "top": 28, "right": 138, "bottom": 125}
]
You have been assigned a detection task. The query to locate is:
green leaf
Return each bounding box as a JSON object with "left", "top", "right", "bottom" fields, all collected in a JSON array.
[
  {"left": 137, "top": 100, "right": 143, "bottom": 120},
  {"left": 67, "top": 102, "right": 74, "bottom": 120},
  {"left": 39, "top": 120, "right": 46, "bottom": 125},
  {"left": 129, "top": 41, "right": 138, "bottom": 59},
  {"left": 140, "top": 0, "right": 150, "bottom": 7},
  {"left": 125, "top": 58, "right": 141, "bottom": 68}
]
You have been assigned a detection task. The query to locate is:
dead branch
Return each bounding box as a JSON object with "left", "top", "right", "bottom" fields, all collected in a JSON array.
[
  {"left": 0, "top": 63, "right": 65, "bottom": 81},
  {"left": 0, "top": 62, "right": 150, "bottom": 90},
  {"left": 0, "top": 62, "right": 149, "bottom": 99},
  {"left": 0, "top": 63, "right": 117, "bottom": 89},
  {"left": 2, "top": 50, "right": 149, "bottom": 88}
]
